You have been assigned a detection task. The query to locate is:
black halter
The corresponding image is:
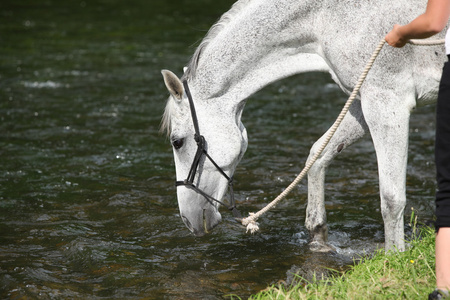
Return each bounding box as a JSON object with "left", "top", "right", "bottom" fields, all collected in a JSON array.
[{"left": 175, "top": 80, "right": 241, "bottom": 218}]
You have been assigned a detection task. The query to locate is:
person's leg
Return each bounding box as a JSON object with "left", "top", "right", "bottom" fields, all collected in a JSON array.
[
  {"left": 435, "top": 59, "right": 450, "bottom": 295},
  {"left": 437, "top": 228, "right": 450, "bottom": 290}
]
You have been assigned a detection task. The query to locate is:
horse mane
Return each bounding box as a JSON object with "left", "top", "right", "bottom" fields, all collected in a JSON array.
[
  {"left": 162, "top": 0, "right": 251, "bottom": 136},
  {"left": 182, "top": 0, "right": 252, "bottom": 80}
]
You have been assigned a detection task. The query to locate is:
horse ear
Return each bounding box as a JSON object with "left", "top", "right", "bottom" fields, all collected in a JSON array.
[{"left": 161, "top": 69, "right": 184, "bottom": 101}]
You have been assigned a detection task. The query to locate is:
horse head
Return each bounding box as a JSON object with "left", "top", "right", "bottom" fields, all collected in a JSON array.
[{"left": 161, "top": 70, "right": 248, "bottom": 236}]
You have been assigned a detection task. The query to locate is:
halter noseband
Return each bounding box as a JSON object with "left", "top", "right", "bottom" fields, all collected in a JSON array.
[{"left": 175, "top": 80, "right": 241, "bottom": 218}]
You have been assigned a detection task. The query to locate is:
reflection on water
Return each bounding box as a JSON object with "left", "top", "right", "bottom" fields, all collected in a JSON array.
[{"left": 0, "top": 0, "right": 436, "bottom": 298}]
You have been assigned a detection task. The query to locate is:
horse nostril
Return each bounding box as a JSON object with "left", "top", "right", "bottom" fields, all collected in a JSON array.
[
  {"left": 203, "top": 209, "right": 209, "bottom": 234},
  {"left": 181, "top": 215, "right": 194, "bottom": 232}
]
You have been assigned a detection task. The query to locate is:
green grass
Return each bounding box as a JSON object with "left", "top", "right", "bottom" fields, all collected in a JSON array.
[{"left": 244, "top": 215, "right": 437, "bottom": 299}]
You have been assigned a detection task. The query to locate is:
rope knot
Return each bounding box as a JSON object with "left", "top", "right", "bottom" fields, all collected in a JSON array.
[
  {"left": 242, "top": 213, "right": 260, "bottom": 234},
  {"left": 246, "top": 221, "right": 260, "bottom": 234}
]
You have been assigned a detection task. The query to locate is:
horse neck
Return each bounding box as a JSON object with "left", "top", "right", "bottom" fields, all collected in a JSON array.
[{"left": 188, "top": 0, "right": 330, "bottom": 105}]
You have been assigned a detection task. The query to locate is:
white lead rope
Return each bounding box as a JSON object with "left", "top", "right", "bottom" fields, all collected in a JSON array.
[
  {"left": 409, "top": 38, "right": 445, "bottom": 45},
  {"left": 241, "top": 37, "right": 445, "bottom": 233}
]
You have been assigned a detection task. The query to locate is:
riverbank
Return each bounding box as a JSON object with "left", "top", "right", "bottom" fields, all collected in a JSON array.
[{"left": 248, "top": 218, "right": 436, "bottom": 299}]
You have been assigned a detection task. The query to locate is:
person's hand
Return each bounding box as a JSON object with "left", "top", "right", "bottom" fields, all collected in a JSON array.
[{"left": 385, "top": 24, "right": 408, "bottom": 48}]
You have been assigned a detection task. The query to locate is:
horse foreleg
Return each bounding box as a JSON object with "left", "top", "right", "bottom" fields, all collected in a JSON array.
[
  {"left": 361, "top": 92, "right": 413, "bottom": 252},
  {"left": 306, "top": 100, "right": 368, "bottom": 252}
]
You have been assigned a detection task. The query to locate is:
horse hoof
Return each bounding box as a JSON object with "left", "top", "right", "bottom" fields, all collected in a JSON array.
[{"left": 309, "top": 241, "right": 336, "bottom": 253}]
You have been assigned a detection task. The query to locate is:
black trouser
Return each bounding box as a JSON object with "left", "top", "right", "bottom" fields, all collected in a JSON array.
[{"left": 435, "top": 57, "right": 450, "bottom": 231}]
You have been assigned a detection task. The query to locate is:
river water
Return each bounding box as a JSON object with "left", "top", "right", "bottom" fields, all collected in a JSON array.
[{"left": 0, "top": 0, "right": 438, "bottom": 299}]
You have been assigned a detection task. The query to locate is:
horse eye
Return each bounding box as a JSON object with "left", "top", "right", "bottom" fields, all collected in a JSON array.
[{"left": 172, "top": 138, "right": 184, "bottom": 150}]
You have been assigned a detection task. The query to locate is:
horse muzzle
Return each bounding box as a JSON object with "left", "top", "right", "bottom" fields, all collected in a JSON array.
[{"left": 180, "top": 206, "right": 222, "bottom": 236}]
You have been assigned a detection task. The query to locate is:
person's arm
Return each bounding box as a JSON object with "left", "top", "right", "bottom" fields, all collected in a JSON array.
[{"left": 385, "top": 0, "right": 450, "bottom": 47}]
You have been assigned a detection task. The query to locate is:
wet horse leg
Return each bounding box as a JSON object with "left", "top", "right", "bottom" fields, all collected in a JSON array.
[{"left": 305, "top": 100, "right": 368, "bottom": 252}]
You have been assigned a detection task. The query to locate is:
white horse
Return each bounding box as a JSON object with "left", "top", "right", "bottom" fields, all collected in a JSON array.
[{"left": 161, "top": 0, "right": 446, "bottom": 252}]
